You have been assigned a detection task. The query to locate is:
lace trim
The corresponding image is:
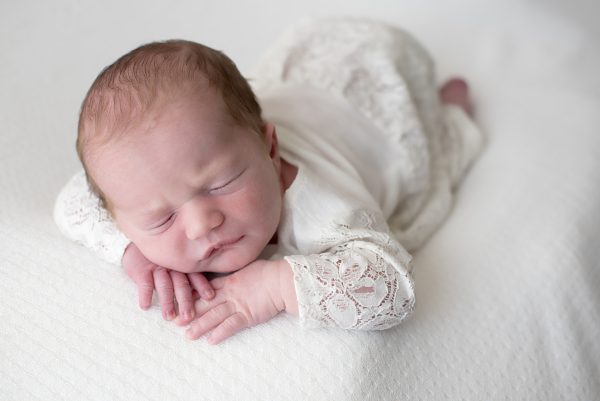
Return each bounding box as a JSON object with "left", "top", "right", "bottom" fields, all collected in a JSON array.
[
  {"left": 53, "top": 171, "right": 130, "bottom": 266},
  {"left": 285, "top": 210, "right": 415, "bottom": 330}
]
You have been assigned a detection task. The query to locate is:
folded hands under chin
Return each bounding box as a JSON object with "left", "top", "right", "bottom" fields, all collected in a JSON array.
[
  {"left": 122, "top": 242, "right": 298, "bottom": 345},
  {"left": 175, "top": 258, "right": 297, "bottom": 345},
  {"left": 121, "top": 242, "right": 216, "bottom": 322}
]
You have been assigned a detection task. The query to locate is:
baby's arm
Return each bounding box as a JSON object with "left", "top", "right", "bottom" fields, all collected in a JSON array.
[
  {"left": 284, "top": 236, "right": 415, "bottom": 330},
  {"left": 54, "top": 170, "right": 214, "bottom": 321},
  {"left": 53, "top": 170, "right": 130, "bottom": 265},
  {"left": 182, "top": 229, "right": 414, "bottom": 343}
]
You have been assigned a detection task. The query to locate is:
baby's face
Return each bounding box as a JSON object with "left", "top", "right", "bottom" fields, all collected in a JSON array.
[{"left": 90, "top": 91, "right": 284, "bottom": 273}]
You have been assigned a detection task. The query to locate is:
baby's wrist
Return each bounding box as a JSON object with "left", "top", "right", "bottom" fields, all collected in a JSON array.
[{"left": 276, "top": 259, "right": 298, "bottom": 316}]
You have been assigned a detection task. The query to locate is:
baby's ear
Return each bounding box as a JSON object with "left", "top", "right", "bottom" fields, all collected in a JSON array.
[{"left": 262, "top": 122, "right": 279, "bottom": 159}]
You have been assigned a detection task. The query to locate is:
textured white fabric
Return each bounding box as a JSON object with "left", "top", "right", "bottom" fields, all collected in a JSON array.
[
  {"left": 53, "top": 19, "right": 481, "bottom": 331},
  {"left": 2, "top": 1, "right": 600, "bottom": 400},
  {"left": 53, "top": 171, "right": 130, "bottom": 265},
  {"left": 252, "top": 18, "right": 483, "bottom": 253}
]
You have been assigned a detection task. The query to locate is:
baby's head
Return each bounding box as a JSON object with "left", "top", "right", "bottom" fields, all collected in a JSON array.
[{"left": 77, "top": 40, "right": 285, "bottom": 273}]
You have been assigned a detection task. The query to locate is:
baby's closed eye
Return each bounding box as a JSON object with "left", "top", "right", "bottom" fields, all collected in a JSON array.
[
  {"left": 146, "top": 213, "right": 176, "bottom": 234},
  {"left": 207, "top": 168, "right": 246, "bottom": 195}
]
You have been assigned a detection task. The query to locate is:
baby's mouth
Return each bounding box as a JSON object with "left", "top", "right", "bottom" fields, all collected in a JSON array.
[
  {"left": 204, "top": 247, "right": 218, "bottom": 259},
  {"left": 201, "top": 235, "right": 244, "bottom": 260}
]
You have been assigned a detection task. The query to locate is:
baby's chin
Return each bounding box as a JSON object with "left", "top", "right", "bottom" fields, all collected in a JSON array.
[{"left": 187, "top": 246, "right": 260, "bottom": 274}]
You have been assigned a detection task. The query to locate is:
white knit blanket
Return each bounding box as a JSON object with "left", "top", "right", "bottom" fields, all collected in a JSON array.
[{"left": 1, "top": 0, "right": 599, "bottom": 400}]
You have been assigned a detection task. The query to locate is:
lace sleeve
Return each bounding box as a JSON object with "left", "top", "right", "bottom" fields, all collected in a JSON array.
[
  {"left": 53, "top": 170, "right": 130, "bottom": 266},
  {"left": 284, "top": 228, "right": 415, "bottom": 330}
]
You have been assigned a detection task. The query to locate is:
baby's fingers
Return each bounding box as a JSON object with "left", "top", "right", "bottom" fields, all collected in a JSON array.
[
  {"left": 136, "top": 272, "right": 155, "bottom": 310},
  {"left": 154, "top": 268, "right": 176, "bottom": 320},
  {"left": 170, "top": 271, "right": 194, "bottom": 323},
  {"left": 206, "top": 313, "right": 248, "bottom": 345},
  {"left": 186, "top": 301, "right": 234, "bottom": 341},
  {"left": 188, "top": 273, "right": 215, "bottom": 300}
]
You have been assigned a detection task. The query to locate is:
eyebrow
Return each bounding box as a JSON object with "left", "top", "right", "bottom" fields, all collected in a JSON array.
[{"left": 140, "top": 208, "right": 170, "bottom": 218}]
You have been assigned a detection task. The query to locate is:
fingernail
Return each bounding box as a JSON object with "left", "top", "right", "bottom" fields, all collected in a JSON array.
[
  {"left": 184, "top": 310, "right": 194, "bottom": 320},
  {"left": 203, "top": 289, "right": 214, "bottom": 298},
  {"left": 166, "top": 310, "right": 176, "bottom": 320},
  {"left": 186, "top": 329, "right": 195, "bottom": 340}
]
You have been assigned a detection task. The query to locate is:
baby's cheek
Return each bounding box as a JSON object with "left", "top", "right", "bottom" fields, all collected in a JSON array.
[
  {"left": 239, "top": 183, "right": 280, "bottom": 231},
  {"left": 158, "top": 232, "right": 188, "bottom": 268},
  {"left": 136, "top": 234, "right": 179, "bottom": 269}
]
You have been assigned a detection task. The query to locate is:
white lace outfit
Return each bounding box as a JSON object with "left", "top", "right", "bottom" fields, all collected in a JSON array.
[{"left": 53, "top": 18, "right": 482, "bottom": 330}]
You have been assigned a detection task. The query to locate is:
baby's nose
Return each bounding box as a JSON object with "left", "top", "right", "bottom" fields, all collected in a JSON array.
[{"left": 183, "top": 201, "right": 224, "bottom": 240}]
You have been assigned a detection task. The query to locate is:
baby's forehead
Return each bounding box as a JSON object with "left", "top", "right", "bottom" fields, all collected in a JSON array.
[
  {"left": 98, "top": 98, "right": 238, "bottom": 154},
  {"left": 85, "top": 84, "right": 252, "bottom": 172},
  {"left": 102, "top": 89, "right": 227, "bottom": 139}
]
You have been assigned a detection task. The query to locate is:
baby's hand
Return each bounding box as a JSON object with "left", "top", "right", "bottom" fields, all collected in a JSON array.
[
  {"left": 177, "top": 259, "right": 294, "bottom": 345},
  {"left": 121, "top": 243, "right": 215, "bottom": 322}
]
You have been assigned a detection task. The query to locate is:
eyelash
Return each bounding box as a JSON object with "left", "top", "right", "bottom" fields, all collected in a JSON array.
[
  {"left": 155, "top": 214, "right": 174, "bottom": 228},
  {"left": 209, "top": 169, "right": 245, "bottom": 193},
  {"left": 209, "top": 181, "right": 230, "bottom": 193}
]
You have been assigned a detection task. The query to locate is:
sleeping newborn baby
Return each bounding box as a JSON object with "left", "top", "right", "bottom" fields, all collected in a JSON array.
[{"left": 54, "top": 18, "right": 482, "bottom": 344}]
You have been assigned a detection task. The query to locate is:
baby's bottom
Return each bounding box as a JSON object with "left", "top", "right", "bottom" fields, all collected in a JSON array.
[{"left": 439, "top": 78, "right": 473, "bottom": 117}]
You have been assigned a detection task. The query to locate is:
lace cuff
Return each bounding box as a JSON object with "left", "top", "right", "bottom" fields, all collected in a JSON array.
[
  {"left": 53, "top": 171, "right": 130, "bottom": 266},
  {"left": 284, "top": 239, "right": 415, "bottom": 330}
]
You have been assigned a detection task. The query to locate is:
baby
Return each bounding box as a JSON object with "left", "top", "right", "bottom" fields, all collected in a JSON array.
[{"left": 54, "top": 18, "right": 482, "bottom": 344}]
